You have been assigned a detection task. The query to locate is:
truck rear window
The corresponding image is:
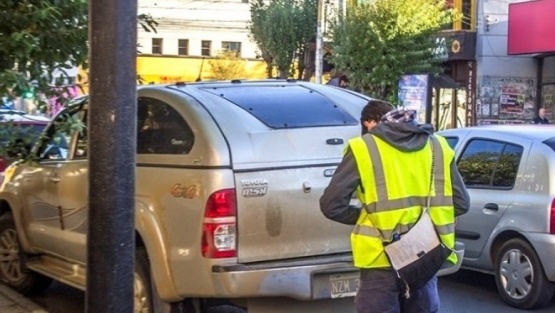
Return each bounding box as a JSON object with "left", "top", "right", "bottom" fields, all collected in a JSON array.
[{"left": 200, "top": 85, "right": 359, "bottom": 128}]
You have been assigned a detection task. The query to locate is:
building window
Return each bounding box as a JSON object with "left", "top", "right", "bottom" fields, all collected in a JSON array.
[
  {"left": 178, "top": 39, "right": 189, "bottom": 56},
  {"left": 451, "top": 0, "right": 476, "bottom": 31},
  {"left": 201, "top": 40, "right": 211, "bottom": 56},
  {"left": 221, "top": 41, "right": 242, "bottom": 57},
  {"left": 152, "top": 38, "right": 163, "bottom": 54}
]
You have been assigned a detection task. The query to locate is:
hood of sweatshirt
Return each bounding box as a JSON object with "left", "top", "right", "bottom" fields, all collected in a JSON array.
[{"left": 370, "top": 121, "right": 433, "bottom": 152}]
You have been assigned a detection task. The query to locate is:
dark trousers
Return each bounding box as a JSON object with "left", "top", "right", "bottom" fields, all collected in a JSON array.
[{"left": 355, "top": 268, "right": 439, "bottom": 313}]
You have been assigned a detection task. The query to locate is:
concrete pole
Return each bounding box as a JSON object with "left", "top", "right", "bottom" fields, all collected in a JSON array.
[
  {"left": 315, "top": 0, "right": 324, "bottom": 84},
  {"left": 87, "top": 0, "right": 137, "bottom": 312},
  {"left": 338, "top": 0, "right": 344, "bottom": 24}
]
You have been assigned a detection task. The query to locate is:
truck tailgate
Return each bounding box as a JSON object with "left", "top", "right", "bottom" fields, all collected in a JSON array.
[{"left": 234, "top": 165, "right": 353, "bottom": 263}]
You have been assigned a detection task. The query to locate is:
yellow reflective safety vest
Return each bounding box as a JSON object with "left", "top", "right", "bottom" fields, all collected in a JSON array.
[{"left": 349, "top": 133, "right": 457, "bottom": 269}]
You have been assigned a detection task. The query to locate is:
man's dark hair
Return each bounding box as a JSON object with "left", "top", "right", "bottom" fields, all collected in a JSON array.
[
  {"left": 360, "top": 100, "right": 394, "bottom": 135},
  {"left": 339, "top": 74, "right": 349, "bottom": 83}
]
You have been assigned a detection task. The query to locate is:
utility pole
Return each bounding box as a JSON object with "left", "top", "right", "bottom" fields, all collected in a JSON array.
[
  {"left": 338, "top": 0, "right": 345, "bottom": 24},
  {"left": 315, "top": 0, "right": 324, "bottom": 84},
  {"left": 87, "top": 0, "right": 137, "bottom": 312}
]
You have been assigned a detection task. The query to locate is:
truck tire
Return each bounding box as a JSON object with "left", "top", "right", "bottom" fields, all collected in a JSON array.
[
  {"left": 135, "top": 247, "right": 197, "bottom": 313},
  {"left": 494, "top": 238, "right": 555, "bottom": 309},
  {"left": 0, "top": 212, "right": 52, "bottom": 294}
]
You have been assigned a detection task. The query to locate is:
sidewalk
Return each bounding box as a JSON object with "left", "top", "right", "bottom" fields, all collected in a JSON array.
[{"left": 0, "top": 284, "right": 47, "bottom": 313}]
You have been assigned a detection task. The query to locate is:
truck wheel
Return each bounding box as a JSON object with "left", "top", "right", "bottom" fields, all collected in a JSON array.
[
  {"left": 494, "top": 238, "right": 555, "bottom": 309},
  {"left": 135, "top": 247, "right": 195, "bottom": 313},
  {"left": 0, "top": 212, "right": 52, "bottom": 294},
  {"left": 135, "top": 247, "right": 152, "bottom": 313}
]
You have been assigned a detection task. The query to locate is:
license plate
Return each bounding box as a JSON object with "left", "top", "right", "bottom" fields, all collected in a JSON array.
[{"left": 329, "top": 272, "right": 359, "bottom": 298}]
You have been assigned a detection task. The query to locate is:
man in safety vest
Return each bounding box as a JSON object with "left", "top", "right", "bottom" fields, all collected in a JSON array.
[{"left": 320, "top": 100, "right": 469, "bottom": 313}]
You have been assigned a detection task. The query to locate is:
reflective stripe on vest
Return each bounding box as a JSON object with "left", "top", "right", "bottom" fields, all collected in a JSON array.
[{"left": 349, "top": 134, "right": 457, "bottom": 268}]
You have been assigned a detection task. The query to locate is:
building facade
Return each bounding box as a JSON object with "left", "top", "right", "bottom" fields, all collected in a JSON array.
[
  {"left": 474, "top": 0, "right": 540, "bottom": 125},
  {"left": 137, "top": 0, "right": 267, "bottom": 82},
  {"left": 434, "top": 0, "right": 553, "bottom": 128},
  {"left": 136, "top": 0, "right": 345, "bottom": 83},
  {"left": 506, "top": 0, "right": 555, "bottom": 124}
]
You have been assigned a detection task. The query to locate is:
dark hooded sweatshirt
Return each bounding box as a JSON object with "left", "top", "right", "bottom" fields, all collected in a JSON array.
[{"left": 319, "top": 122, "right": 470, "bottom": 225}]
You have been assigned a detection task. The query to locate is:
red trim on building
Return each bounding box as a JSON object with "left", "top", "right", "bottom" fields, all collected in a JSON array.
[{"left": 508, "top": 0, "right": 555, "bottom": 55}]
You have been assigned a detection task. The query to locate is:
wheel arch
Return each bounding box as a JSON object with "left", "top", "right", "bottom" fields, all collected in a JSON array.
[
  {"left": 490, "top": 230, "right": 528, "bottom": 265},
  {"left": 135, "top": 201, "right": 182, "bottom": 302},
  {"left": 0, "top": 198, "right": 35, "bottom": 254}
]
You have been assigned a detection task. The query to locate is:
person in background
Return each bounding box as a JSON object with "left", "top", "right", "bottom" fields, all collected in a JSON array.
[
  {"left": 320, "top": 100, "right": 469, "bottom": 313},
  {"left": 326, "top": 72, "right": 349, "bottom": 88},
  {"left": 533, "top": 107, "right": 549, "bottom": 124}
]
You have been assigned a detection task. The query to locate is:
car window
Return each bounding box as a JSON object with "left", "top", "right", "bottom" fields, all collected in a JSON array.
[
  {"left": 137, "top": 97, "right": 194, "bottom": 155},
  {"left": 38, "top": 110, "right": 85, "bottom": 161},
  {"left": 444, "top": 136, "right": 459, "bottom": 149},
  {"left": 199, "top": 85, "right": 358, "bottom": 128},
  {"left": 457, "top": 139, "right": 523, "bottom": 189},
  {"left": 0, "top": 122, "right": 47, "bottom": 157}
]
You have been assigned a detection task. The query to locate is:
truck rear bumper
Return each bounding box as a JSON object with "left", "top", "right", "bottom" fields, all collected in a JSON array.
[
  {"left": 210, "top": 241, "right": 464, "bottom": 300},
  {"left": 212, "top": 254, "right": 357, "bottom": 300}
]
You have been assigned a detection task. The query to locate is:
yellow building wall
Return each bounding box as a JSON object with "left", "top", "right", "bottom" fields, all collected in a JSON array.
[{"left": 137, "top": 56, "right": 270, "bottom": 84}]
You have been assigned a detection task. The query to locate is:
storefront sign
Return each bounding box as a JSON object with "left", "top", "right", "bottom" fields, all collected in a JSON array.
[
  {"left": 465, "top": 61, "right": 475, "bottom": 126},
  {"left": 434, "top": 31, "right": 476, "bottom": 61},
  {"left": 508, "top": 1, "right": 555, "bottom": 55}
]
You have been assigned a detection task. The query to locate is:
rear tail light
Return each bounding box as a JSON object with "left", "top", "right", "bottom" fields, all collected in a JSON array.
[
  {"left": 550, "top": 198, "right": 555, "bottom": 234},
  {"left": 202, "top": 189, "right": 237, "bottom": 258}
]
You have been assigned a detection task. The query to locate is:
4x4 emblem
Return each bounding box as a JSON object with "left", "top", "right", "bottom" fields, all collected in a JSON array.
[{"left": 171, "top": 184, "right": 198, "bottom": 199}]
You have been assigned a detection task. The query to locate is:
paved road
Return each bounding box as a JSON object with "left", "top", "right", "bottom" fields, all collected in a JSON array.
[
  {"left": 29, "top": 269, "right": 555, "bottom": 312},
  {"left": 439, "top": 269, "right": 555, "bottom": 313}
]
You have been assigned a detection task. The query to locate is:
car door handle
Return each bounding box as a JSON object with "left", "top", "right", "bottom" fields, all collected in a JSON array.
[
  {"left": 484, "top": 203, "right": 498, "bottom": 211},
  {"left": 49, "top": 177, "right": 61, "bottom": 183}
]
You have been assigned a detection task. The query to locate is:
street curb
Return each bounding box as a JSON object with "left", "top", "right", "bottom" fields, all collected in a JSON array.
[{"left": 0, "top": 284, "right": 48, "bottom": 313}]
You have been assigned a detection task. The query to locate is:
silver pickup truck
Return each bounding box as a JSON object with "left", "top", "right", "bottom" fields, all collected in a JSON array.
[{"left": 0, "top": 80, "right": 463, "bottom": 313}]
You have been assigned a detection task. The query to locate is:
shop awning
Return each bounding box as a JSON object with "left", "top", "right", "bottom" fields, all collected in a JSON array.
[{"left": 431, "top": 74, "right": 461, "bottom": 89}]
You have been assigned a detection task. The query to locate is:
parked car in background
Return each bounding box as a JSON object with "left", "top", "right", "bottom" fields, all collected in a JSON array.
[
  {"left": 0, "top": 80, "right": 463, "bottom": 313},
  {"left": 0, "top": 109, "right": 50, "bottom": 183},
  {"left": 438, "top": 125, "right": 555, "bottom": 310}
]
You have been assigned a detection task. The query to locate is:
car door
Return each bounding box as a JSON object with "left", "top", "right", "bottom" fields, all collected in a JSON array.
[
  {"left": 454, "top": 135, "right": 527, "bottom": 259},
  {"left": 20, "top": 109, "right": 76, "bottom": 255},
  {"left": 54, "top": 107, "right": 89, "bottom": 263}
]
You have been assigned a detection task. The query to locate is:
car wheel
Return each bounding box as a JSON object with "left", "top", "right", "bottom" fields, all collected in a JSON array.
[
  {"left": 494, "top": 238, "right": 555, "bottom": 309},
  {"left": 0, "top": 212, "right": 52, "bottom": 294}
]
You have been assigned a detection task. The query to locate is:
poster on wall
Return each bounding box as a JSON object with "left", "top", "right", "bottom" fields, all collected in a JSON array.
[
  {"left": 499, "top": 85, "right": 526, "bottom": 113},
  {"left": 398, "top": 74, "right": 430, "bottom": 123},
  {"left": 542, "top": 84, "right": 555, "bottom": 120},
  {"left": 477, "top": 77, "right": 536, "bottom": 124}
]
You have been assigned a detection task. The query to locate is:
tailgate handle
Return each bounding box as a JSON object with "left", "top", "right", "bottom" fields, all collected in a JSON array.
[{"left": 326, "top": 138, "right": 344, "bottom": 145}]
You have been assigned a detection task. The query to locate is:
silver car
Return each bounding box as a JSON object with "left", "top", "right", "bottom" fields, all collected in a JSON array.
[{"left": 438, "top": 125, "right": 555, "bottom": 310}]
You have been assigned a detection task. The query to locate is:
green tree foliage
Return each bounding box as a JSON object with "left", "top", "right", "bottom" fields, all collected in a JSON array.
[
  {"left": 0, "top": 0, "right": 88, "bottom": 108},
  {"left": 208, "top": 50, "right": 247, "bottom": 80},
  {"left": 0, "top": 0, "right": 157, "bottom": 110},
  {"left": 329, "top": 0, "right": 458, "bottom": 102},
  {"left": 249, "top": 0, "right": 317, "bottom": 79},
  {"left": 0, "top": 1, "right": 156, "bottom": 164}
]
